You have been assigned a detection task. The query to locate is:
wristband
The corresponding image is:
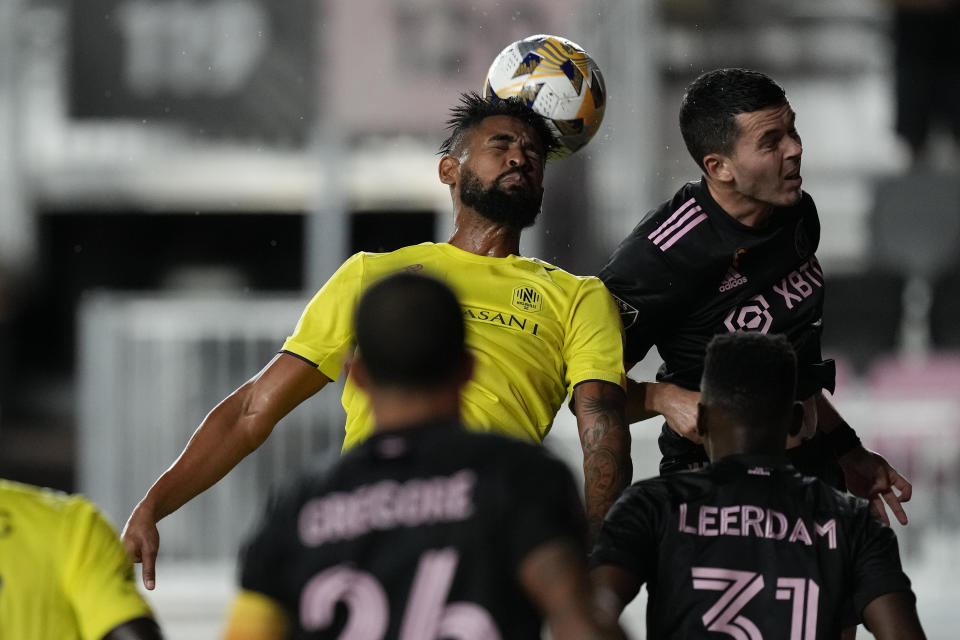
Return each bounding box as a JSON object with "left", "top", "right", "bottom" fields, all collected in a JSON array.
[{"left": 825, "top": 421, "right": 862, "bottom": 458}]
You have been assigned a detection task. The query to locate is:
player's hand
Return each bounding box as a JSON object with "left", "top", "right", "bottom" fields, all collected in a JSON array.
[
  {"left": 650, "top": 382, "right": 702, "bottom": 443},
  {"left": 121, "top": 502, "right": 160, "bottom": 590},
  {"left": 838, "top": 446, "right": 913, "bottom": 526}
]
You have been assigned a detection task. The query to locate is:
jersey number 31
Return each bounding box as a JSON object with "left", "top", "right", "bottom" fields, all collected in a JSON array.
[{"left": 692, "top": 567, "right": 820, "bottom": 640}]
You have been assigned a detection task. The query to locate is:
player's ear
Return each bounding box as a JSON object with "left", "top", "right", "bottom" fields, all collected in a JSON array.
[
  {"left": 439, "top": 155, "right": 460, "bottom": 186},
  {"left": 787, "top": 401, "right": 804, "bottom": 437},
  {"left": 703, "top": 153, "right": 732, "bottom": 182}
]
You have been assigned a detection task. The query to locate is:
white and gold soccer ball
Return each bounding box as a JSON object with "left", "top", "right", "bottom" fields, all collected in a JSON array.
[{"left": 483, "top": 34, "right": 606, "bottom": 160}]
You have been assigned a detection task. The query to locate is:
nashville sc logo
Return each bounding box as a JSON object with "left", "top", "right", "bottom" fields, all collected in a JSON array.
[{"left": 512, "top": 285, "right": 543, "bottom": 313}]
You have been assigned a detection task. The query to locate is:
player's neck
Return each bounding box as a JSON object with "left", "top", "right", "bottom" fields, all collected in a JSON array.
[
  {"left": 704, "top": 178, "right": 773, "bottom": 228},
  {"left": 369, "top": 389, "right": 463, "bottom": 433},
  {"left": 447, "top": 208, "right": 522, "bottom": 257},
  {"left": 706, "top": 425, "right": 786, "bottom": 462}
]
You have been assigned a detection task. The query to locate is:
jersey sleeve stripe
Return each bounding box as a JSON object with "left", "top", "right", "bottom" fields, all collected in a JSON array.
[
  {"left": 659, "top": 212, "right": 708, "bottom": 251},
  {"left": 652, "top": 205, "right": 703, "bottom": 245},
  {"left": 648, "top": 197, "right": 697, "bottom": 240},
  {"left": 279, "top": 349, "right": 320, "bottom": 369}
]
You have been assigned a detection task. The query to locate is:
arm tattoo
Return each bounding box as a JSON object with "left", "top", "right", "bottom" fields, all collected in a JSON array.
[
  {"left": 580, "top": 393, "right": 626, "bottom": 417},
  {"left": 575, "top": 383, "right": 631, "bottom": 542}
]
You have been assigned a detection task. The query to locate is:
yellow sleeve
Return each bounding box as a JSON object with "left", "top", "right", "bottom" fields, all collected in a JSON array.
[
  {"left": 59, "top": 498, "right": 155, "bottom": 640},
  {"left": 562, "top": 276, "right": 627, "bottom": 395},
  {"left": 282, "top": 252, "right": 366, "bottom": 381},
  {"left": 223, "top": 589, "right": 289, "bottom": 640}
]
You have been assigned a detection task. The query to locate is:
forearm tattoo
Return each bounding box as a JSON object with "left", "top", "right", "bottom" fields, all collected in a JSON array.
[{"left": 576, "top": 384, "right": 631, "bottom": 540}]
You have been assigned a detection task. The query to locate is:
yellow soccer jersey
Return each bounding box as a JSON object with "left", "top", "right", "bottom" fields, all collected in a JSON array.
[
  {"left": 0, "top": 480, "right": 155, "bottom": 640},
  {"left": 282, "top": 242, "right": 625, "bottom": 450}
]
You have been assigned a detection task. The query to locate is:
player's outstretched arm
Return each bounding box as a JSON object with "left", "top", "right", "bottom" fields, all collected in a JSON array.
[
  {"left": 122, "top": 353, "right": 330, "bottom": 589},
  {"left": 624, "top": 377, "right": 657, "bottom": 424},
  {"left": 573, "top": 380, "right": 632, "bottom": 543},
  {"left": 814, "top": 393, "right": 913, "bottom": 526},
  {"left": 862, "top": 592, "right": 927, "bottom": 640},
  {"left": 102, "top": 617, "right": 164, "bottom": 640},
  {"left": 626, "top": 377, "right": 702, "bottom": 442},
  {"left": 518, "top": 540, "right": 627, "bottom": 640}
]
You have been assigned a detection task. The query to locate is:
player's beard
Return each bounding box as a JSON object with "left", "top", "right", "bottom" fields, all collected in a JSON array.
[{"left": 459, "top": 166, "right": 543, "bottom": 229}]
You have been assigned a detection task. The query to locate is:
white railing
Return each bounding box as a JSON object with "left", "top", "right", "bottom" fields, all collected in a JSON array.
[{"left": 77, "top": 292, "right": 346, "bottom": 559}]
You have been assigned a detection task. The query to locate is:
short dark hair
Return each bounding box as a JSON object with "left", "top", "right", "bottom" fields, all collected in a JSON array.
[
  {"left": 701, "top": 332, "right": 797, "bottom": 429},
  {"left": 679, "top": 68, "right": 788, "bottom": 171},
  {"left": 438, "top": 91, "right": 558, "bottom": 158},
  {"left": 354, "top": 272, "right": 467, "bottom": 388}
]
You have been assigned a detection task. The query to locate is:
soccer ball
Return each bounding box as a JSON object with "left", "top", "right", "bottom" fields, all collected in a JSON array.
[{"left": 483, "top": 34, "right": 606, "bottom": 160}]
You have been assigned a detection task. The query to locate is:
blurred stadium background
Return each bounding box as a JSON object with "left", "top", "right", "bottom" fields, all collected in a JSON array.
[{"left": 1, "top": 0, "right": 958, "bottom": 637}]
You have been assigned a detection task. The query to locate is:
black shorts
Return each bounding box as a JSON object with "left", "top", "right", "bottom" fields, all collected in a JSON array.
[{"left": 657, "top": 421, "right": 846, "bottom": 491}]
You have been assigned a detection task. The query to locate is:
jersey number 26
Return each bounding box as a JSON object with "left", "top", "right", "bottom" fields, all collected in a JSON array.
[{"left": 300, "top": 547, "right": 500, "bottom": 640}]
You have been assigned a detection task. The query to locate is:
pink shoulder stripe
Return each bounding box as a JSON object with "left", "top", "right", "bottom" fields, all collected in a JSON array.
[
  {"left": 659, "top": 212, "right": 708, "bottom": 251},
  {"left": 648, "top": 197, "right": 697, "bottom": 240},
  {"left": 651, "top": 205, "right": 703, "bottom": 245}
]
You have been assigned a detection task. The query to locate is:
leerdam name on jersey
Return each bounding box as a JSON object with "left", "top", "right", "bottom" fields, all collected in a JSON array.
[
  {"left": 298, "top": 471, "right": 476, "bottom": 546},
  {"left": 679, "top": 502, "right": 838, "bottom": 549},
  {"left": 462, "top": 306, "right": 540, "bottom": 335}
]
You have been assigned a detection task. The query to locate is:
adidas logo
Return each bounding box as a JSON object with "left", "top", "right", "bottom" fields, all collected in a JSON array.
[{"left": 718, "top": 266, "right": 748, "bottom": 292}]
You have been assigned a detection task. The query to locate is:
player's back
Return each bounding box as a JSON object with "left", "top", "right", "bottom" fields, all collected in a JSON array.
[
  {"left": 239, "top": 420, "right": 586, "bottom": 639},
  {"left": 595, "top": 454, "right": 912, "bottom": 638},
  {"left": 0, "top": 480, "right": 154, "bottom": 640}
]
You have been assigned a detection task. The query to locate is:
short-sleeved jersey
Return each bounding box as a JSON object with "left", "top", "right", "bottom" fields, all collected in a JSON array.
[
  {"left": 238, "top": 421, "right": 588, "bottom": 639},
  {"left": 599, "top": 180, "right": 834, "bottom": 399},
  {"left": 0, "top": 480, "right": 155, "bottom": 640},
  {"left": 591, "top": 455, "right": 914, "bottom": 638},
  {"left": 283, "top": 242, "right": 625, "bottom": 450}
]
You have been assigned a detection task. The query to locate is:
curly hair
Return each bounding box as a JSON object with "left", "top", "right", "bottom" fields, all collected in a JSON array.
[
  {"left": 438, "top": 91, "right": 558, "bottom": 158},
  {"left": 701, "top": 332, "right": 797, "bottom": 429}
]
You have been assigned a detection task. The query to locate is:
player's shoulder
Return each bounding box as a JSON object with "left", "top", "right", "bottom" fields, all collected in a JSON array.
[
  {"left": 623, "top": 468, "right": 716, "bottom": 506},
  {"left": 804, "top": 475, "right": 871, "bottom": 518},
  {"left": 506, "top": 255, "right": 610, "bottom": 305},
  {"left": 348, "top": 242, "right": 441, "bottom": 271},
  {"left": 453, "top": 427, "right": 565, "bottom": 468},
  {"left": 602, "top": 181, "right": 718, "bottom": 276},
  {"left": 0, "top": 478, "right": 66, "bottom": 501},
  {"left": 436, "top": 429, "right": 576, "bottom": 490},
  {"left": 516, "top": 254, "right": 592, "bottom": 284},
  {"left": 0, "top": 479, "right": 87, "bottom": 519},
  {"left": 635, "top": 181, "right": 711, "bottom": 239}
]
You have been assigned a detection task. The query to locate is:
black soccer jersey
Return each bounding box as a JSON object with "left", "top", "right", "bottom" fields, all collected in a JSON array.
[
  {"left": 591, "top": 455, "right": 914, "bottom": 639},
  {"left": 238, "top": 420, "right": 587, "bottom": 640},
  {"left": 599, "top": 179, "right": 835, "bottom": 399}
]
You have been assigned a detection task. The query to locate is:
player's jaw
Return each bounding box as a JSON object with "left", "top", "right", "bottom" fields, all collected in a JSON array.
[
  {"left": 459, "top": 165, "right": 543, "bottom": 229},
  {"left": 737, "top": 161, "right": 803, "bottom": 209}
]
